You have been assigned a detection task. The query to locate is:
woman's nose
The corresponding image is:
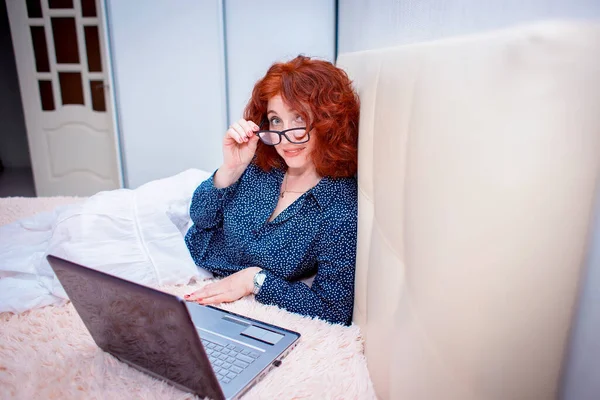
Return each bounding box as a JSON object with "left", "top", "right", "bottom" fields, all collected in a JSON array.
[{"left": 280, "top": 133, "right": 292, "bottom": 144}]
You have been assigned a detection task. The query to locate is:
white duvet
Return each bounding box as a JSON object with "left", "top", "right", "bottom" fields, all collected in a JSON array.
[{"left": 0, "top": 169, "right": 213, "bottom": 314}]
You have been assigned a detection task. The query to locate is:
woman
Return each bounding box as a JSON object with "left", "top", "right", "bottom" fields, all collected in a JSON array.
[{"left": 184, "top": 55, "right": 359, "bottom": 325}]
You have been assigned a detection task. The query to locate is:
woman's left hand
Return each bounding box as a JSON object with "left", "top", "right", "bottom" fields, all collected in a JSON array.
[{"left": 185, "top": 267, "right": 262, "bottom": 305}]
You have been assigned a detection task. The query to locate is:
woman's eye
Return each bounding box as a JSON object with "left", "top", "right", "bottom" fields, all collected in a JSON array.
[
  {"left": 295, "top": 115, "right": 304, "bottom": 122},
  {"left": 270, "top": 117, "right": 281, "bottom": 126}
]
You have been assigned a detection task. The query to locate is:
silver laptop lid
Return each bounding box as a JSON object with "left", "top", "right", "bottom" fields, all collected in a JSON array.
[{"left": 47, "top": 254, "right": 225, "bottom": 400}]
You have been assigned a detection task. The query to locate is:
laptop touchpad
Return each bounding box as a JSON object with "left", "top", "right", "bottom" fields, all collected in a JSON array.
[{"left": 241, "top": 325, "right": 283, "bottom": 345}]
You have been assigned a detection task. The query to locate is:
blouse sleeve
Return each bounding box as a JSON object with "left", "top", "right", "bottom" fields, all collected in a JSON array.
[
  {"left": 188, "top": 171, "right": 240, "bottom": 230},
  {"left": 255, "top": 203, "right": 358, "bottom": 326},
  {"left": 185, "top": 171, "right": 240, "bottom": 267}
]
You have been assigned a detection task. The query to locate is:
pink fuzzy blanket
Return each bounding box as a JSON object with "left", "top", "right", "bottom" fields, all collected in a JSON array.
[{"left": 0, "top": 197, "right": 375, "bottom": 399}]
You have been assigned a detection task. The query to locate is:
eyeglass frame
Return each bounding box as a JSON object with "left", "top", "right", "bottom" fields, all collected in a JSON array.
[{"left": 255, "top": 126, "right": 310, "bottom": 145}]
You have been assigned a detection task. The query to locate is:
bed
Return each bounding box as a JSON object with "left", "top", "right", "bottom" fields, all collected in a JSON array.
[{"left": 0, "top": 195, "right": 376, "bottom": 399}]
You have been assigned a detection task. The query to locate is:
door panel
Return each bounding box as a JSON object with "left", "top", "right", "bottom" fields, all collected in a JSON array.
[{"left": 7, "top": 0, "right": 121, "bottom": 196}]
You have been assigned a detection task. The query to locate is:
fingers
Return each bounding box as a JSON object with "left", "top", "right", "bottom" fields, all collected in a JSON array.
[
  {"left": 185, "top": 278, "right": 231, "bottom": 301},
  {"left": 198, "top": 293, "right": 229, "bottom": 305},
  {"left": 185, "top": 269, "right": 256, "bottom": 304},
  {"left": 249, "top": 120, "right": 260, "bottom": 132},
  {"left": 185, "top": 283, "right": 217, "bottom": 301},
  {"left": 239, "top": 119, "right": 259, "bottom": 136},
  {"left": 185, "top": 284, "right": 231, "bottom": 305},
  {"left": 227, "top": 123, "right": 246, "bottom": 144},
  {"left": 226, "top": 119, "right": 259, "bottom": 144},
  {"left": 184, "top": 288, "right": 202, "bottom": 301}
]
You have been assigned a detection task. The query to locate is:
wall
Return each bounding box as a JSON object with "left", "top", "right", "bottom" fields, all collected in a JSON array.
[
  {"left": 561, "top": 186, "right": 600, "bottom": 400},
  {"left": 105, "top": 0, "right": 227, "bottom": 188},
  {"left": 337, "top": 2, "right": 600, "bottom": 399},
  {"left": 338, "top": 0, "right": 600, "bottom": 53},
  {"left": 224, "top": 0, "right": 336, "bottom": 122},
  {"left": 105, "top": 0, "right": 336, "bottom": 188},
  {"left": 0, "top": 0, "right": 30, "bottom": 168}
]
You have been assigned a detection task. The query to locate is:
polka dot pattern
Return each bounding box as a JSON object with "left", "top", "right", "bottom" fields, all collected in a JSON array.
[{"left": 185, "top": 163, "right": 358, "bottom": 325}]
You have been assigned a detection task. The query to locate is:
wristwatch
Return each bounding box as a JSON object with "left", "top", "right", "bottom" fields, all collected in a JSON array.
[{"left": 252, "top": 270, "right": 266, "bottom": 295}]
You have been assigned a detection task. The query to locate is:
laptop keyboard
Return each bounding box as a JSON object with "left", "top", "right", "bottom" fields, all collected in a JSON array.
[{"left": 201, "top": 338, "right": 261, "bottom": 384}]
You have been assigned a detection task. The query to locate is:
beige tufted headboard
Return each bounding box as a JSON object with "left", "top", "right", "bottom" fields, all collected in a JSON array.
[{"left": 338, "top": 21, "right": 600, "bottom": 400}]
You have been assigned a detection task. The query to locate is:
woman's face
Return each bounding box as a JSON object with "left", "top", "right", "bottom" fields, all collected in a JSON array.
[{"left": 266, "top": 95, "right": 316, "bottom": 172}]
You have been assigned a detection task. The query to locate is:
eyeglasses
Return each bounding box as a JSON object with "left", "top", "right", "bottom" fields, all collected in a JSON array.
[{"left": 256, "top": 127, "right": 309, "bottom": 145}]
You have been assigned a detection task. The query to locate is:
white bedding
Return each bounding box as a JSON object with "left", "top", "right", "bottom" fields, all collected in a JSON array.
[{"left": 0, "top": 169, "right": 213, "bottom": 313}]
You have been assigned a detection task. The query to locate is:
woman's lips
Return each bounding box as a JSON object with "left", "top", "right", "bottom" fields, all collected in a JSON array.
[{"left": 282, "top": 147, "right": 305, "bottom": 157}]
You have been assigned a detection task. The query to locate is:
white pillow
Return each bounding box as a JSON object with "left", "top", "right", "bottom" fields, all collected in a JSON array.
[{"left": 0, "top": 169, "right": 213, "bottom": 313}]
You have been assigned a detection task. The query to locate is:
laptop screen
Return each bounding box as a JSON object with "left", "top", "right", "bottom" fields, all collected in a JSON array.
[{"left": 47, "top": 255, "right": 224, "bottom": 400}]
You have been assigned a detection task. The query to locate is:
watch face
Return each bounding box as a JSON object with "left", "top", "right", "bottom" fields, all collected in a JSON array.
[
  {"left": 254, "top": 271, "right": 266, "bottom": 295},
  {"left": 256, "top": 271, "right": 266, "bottom": 285}
]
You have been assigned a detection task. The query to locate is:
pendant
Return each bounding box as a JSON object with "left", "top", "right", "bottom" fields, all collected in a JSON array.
[{"left": 280, "top": 192, "right": 285, "bottom": 198}]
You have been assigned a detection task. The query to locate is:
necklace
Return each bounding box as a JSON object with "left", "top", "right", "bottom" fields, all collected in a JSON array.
[{"left": 280, "top": 173, "right": 312, "bottom": 198}]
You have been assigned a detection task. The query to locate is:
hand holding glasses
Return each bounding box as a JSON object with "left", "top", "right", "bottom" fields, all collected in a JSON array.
[{"left": 216, "top": 119, "right": 310, "bottom": 188}]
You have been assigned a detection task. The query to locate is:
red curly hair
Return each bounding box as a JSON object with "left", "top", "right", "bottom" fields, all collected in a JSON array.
[{"left": 244, "top": 55, "right": 359, "bottom": 179}]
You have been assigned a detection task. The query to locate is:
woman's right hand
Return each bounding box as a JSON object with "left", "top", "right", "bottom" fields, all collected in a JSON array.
[{"left": 214, "top": 119, "right": 260, "bottom": 188}]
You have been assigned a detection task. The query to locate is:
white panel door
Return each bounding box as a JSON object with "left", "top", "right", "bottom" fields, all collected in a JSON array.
[{"left": 6, "top": 0, "right": 121, "bottom": 196}]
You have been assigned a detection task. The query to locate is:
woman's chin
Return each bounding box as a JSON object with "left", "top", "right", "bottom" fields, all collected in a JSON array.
[{"left": 282, "top": 157, "right": 310, "bottom": 170}]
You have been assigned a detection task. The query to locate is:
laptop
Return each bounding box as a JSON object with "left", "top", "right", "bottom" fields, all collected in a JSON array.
[{"left": 47, "top": 254, "right": 301, "bottom": 400}]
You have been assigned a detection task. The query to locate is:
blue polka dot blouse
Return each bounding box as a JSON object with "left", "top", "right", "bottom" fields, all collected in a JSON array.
[{"left": 185, "top": 163, "right": 358, "bottom": 325}]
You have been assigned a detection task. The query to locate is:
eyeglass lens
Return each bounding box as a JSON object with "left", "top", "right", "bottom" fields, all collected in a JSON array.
[{"left": 258, "top": 128, "right": 308, "bottom": 145}]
